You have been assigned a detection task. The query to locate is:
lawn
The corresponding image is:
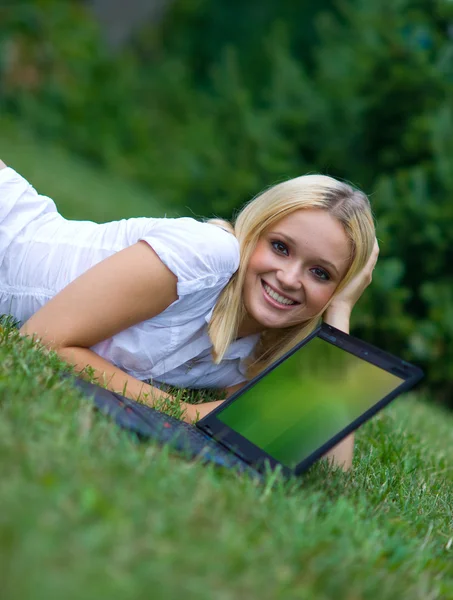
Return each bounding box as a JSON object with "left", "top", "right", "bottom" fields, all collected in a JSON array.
[{"left": 0, "top": 120, "right": 452, "bottom": 599}]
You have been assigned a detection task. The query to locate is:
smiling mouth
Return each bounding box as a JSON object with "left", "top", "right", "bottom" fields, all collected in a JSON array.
[{"left": 261, "top": 280, "right": 300, "bottom": 307}]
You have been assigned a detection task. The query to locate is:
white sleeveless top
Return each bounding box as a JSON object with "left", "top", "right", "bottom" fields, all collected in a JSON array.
[{"left": 0, "top": 167, "right": 259, "bottom": 388}]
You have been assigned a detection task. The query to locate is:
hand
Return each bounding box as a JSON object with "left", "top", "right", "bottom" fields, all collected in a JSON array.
[
  {"left": 323, "top": 239, "right": 379, "bottom": 333},
  {"left": 182, "top": 400, "right": 225, "bottom": 423},
  {"left": 329, "top": 238, "right": 379, "bottom": 314}
]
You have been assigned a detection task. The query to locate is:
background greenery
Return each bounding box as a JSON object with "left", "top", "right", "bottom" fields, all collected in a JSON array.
[{"left": 1, "top": 0, "right": 453, "bottom": 404}]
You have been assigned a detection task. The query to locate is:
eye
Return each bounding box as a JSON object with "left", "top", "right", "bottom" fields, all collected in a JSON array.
[
  {"left": 271, "top": 240, "right": 289, "bottom": 256},
  {"left": 310, "top": 267, "right": 331, "bottom": 281}
]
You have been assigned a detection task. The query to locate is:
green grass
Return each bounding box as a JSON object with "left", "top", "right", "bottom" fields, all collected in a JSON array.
[
  {"left": 1, "top": 119, "right": 452, "bottom": 599},
  {"left": 1, "top": 322, "right": 452, "bottom": 600}
]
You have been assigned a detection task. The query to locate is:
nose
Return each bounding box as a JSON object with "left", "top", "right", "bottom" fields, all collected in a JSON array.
[{"left": 276, "top": 263, "right": 303, "bottom": 291}]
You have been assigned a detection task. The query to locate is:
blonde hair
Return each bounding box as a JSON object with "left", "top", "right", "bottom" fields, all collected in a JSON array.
[{"left": 207, "top": 175, "right": 376, "bottom": 379}]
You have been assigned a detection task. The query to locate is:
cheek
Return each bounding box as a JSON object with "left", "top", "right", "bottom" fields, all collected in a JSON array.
[
  {"left": 308, "top": 283, "right": 337, "bottom": 309},
  {"left": 242, "top": 260, "right": 260, "bottom": 307},
  {"left": 247, "top": 243, "right": 269, "bottom": 273},
  {"left": 244, "top": 248, "right": 273, "bottom": 290}
]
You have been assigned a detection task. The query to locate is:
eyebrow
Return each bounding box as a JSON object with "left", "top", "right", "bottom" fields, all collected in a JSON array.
[{"left": 268, "top": 231, "right": 342, "bottom": 277}]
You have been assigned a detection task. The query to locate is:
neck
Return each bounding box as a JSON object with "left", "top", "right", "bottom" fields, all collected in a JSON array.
[{"left": 236, "top": 315, "right": 265, "bottom": 339}]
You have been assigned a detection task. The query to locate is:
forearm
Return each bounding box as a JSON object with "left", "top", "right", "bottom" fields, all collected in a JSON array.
[
  {"left": 322, "top": 302, "right": 354, "bottom": 470},
  {"left": 56, "top": 346, "right": 229, "bottom": 423},
  {"left": 323, "top": 433, "right": 354, "bottom": 471},
  {"left": 322, "top": 302, "right": 351, "bottom": 334},
  {"left": 319, "top": 241, "right": 379, "bottom": 471},
  {"left": 56, "top": 345, "right": 193, "bottom": 419}
]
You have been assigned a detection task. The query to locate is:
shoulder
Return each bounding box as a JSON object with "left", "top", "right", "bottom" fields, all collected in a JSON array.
[
  {"left": 154, "top": 216, "right": 236, "bottom": 244},
  {"left": 180, "top": 217, "right": 239, "bottom": 265},
  {"left": 140, "top": 217, "right": 240, "bottom": 296},
  {"left": 145, "top": 217, "right": 239, "bottom": 271},
  {"left": 0, "top": 165, "right": 24, "bottom": 185},
  {"left": 0, "top": 166, "right": 41, "bottom": 203}
]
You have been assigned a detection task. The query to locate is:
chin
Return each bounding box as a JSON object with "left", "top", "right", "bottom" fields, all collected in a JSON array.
[{"left": 252, "top": 311, "right": 304, "bottom": 331}]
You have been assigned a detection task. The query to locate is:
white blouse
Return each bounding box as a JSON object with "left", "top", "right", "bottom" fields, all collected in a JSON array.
[{"left": 0, "top": 167, "right": 259, "bottom": 388}]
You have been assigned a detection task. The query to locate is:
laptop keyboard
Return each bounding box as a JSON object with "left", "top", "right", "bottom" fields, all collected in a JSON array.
[
  {"left": 70, "top": 377, "right": 258, "bottom": 475},
  {"left": 124, "top": 397, "right": 200, "bottom": 434},
  {"left": 123, "top": 397, "right": 253, "bottom": 469}
]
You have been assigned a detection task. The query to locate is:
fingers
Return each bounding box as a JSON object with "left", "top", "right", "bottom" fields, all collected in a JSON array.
[
  {"left": 360, "top": 238, "right": 379, "bottom": 285},
  {"left": 330, "top": 237, "right": 380, "bottom": 309},
  {"left": 371, "top": 238, "right": 379, "bottom": 262},
  {"left": 369, "top": 238, "right": 380, "bottom": 279}
]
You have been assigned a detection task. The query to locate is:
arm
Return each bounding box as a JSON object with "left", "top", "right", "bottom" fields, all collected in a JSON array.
[
  {"left": 19, "top": 241, "right": 199, "bottom": 422},
  {"left": 321, "top": 306, "right": 355, "bottom": 470},
  {"left": 322, "top": 239, "right": 380, "bottom": 470}
]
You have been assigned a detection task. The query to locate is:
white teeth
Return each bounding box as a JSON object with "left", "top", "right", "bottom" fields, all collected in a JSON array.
[{"left": 263, "top": 283, "right": 296, "bottom": 306}]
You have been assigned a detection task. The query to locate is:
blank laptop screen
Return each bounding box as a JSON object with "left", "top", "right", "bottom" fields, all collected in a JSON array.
[{"left": 216, "top": 336, "right": 403, "bottom": 469}]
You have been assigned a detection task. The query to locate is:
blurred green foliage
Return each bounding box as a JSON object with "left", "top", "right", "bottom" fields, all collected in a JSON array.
[{"left": 1, "top": 0, "right": 453, "bottom": 403}]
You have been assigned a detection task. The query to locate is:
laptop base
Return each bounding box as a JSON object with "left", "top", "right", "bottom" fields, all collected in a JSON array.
[{"left": 71, "top": 377, "right": 261, "bottom": 478}]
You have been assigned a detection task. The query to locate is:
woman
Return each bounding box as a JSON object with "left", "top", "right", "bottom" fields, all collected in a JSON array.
[{"left": 0, "top": 160, "right": 378, "bottom": 468}]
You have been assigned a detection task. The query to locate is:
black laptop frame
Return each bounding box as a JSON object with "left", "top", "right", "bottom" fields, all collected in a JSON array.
[{"left": 197, "top": 323, "right": 424, "bottom": 477}]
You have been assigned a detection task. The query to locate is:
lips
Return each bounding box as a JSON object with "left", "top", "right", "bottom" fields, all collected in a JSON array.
[{"left": 261, "top": 280, "right": 300, "bottom": 308}]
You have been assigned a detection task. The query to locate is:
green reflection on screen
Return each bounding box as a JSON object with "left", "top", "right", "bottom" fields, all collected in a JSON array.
[{"left": 218, "top": 337, "right": 403, "bottom": 469}]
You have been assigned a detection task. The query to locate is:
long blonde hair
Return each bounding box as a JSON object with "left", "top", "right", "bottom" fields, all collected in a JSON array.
[{"left": 207, "top": 175, "right": 375, "bottom": 378}]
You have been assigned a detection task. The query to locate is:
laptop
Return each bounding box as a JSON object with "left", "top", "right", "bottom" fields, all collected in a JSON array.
[{"left": 71, "top": 323, "right": 423, "bottom": 479}]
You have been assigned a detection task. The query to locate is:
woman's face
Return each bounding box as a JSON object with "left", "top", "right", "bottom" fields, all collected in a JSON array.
[{"left": 239, "top": 209, "right": 352, "bottom": 337}]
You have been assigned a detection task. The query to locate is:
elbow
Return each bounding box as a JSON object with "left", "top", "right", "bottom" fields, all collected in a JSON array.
[
  {"left": 19, "top": 322, "right": 70, "bottom": 354},
  {"left": 19, "top": 322, "right": 46, "bottom": 346}
]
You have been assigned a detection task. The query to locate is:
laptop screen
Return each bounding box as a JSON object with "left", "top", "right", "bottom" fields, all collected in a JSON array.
[{"left": 216, "top": 336, "right": 404, "bottom": 469}]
